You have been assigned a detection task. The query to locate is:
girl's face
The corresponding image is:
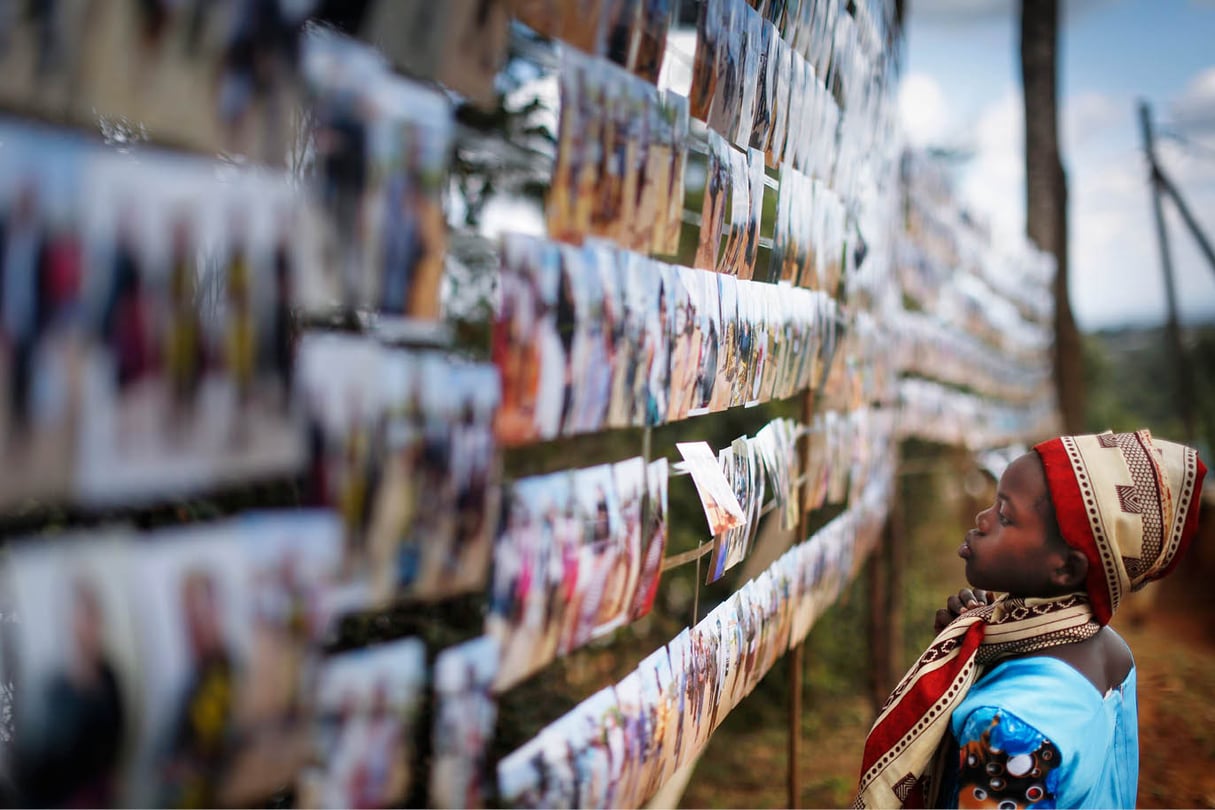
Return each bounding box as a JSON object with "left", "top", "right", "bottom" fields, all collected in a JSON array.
[{"left": 959, "top": 452, "right": 1073, "bottom": 598}]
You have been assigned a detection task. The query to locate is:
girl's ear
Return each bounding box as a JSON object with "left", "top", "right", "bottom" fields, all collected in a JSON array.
[{"left": 1051, "top": 547, "right": 1089, "bottom": 590}]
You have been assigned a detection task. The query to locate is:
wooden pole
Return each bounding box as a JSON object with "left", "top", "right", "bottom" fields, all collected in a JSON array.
[
  {"left": 787, "top": 388, "right": 816, "bottom": 809},
  {"left": 1139, "top": 100, "right": 1198, "bottom": 444}
]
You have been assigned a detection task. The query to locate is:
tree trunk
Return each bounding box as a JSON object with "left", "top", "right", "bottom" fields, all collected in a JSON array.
[{"left": 1020, "top": 0, "right": 1086, "bottom": 433}]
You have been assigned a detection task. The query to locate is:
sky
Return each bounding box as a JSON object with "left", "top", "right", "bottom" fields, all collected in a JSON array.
[{"left": 901, "top": 0, "right": 1215, "bottom": 330}]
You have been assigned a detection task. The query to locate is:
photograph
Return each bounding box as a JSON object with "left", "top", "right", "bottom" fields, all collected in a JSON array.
[
  {"left": 566, "top": 462, "right": 625, "bottom": 647},
  {"left": 3, "top": 533, "right": 141, "bottom": 809},
  {"left": 747, "top": 18, "right": 775, "bottom": 153},
  {"left": 599, "top": 0, "right": 641, "bottom": 70},
  {"left": 548, "top": 51, "right": 587, "bottom": 244},
  {"left": 126, "top": 523, "right": 251, "bottom": 809},
  {"left": 220, "top": 511, "right": 344, "bottom": 806},
  {"left": 664, "top": 264, "right": 696, "bottom": 423},
  {"left": 75, "top": 150, "right": 306, "bottom": 504},
  {"left": 493, "top": 234, "right": 565, "bottom": 445},
  {"left": 740, "top": 147, "right": 766, "bottom": 281},
  {"left": 298, "top": 637, "right": 427, "bottom": 810},
  {"left": 601, "top": 249, "right": 633, "bottom": 430},
  {"left": 296, "top": 332, "right": 386, "bottom": 589},
  {"left": 635, "top": 644, "right": 677, "bottom": 794},
  {"left": 676, "top": 440, "right": 745, "bottom": 537},
  {"left": 706, "top": 0, "right": 741, "bottom": 141},
  {"left": 563, "top": 244, "right": 610, "bottom": 436},
  {"left": 732, "top": 5, "right": 761, "bottom": 147},
  {"left": 716, "top": 144, "right": 748, "bottom": 276},
  {"left": 711, "top": 273, "right": 738, "bottom": 412},
  {"left": 636, "top": 264, "right": 670, "bottom": 427},
  {"left": 430, "top": 636, "right": 500, "bottom": 810},
  {"left": 487, "top": 471, "right": 575, "bottom": 692},
  {"left": 0, "top": 124, "right": 87, "bottom": 508},
  {"left": 627, "top": 456, "right": 670, "bottom": 622},
  {"left": 611, "top": 670, "right": 647, "bottom": 810},
  {"left": 436, "top": 0, "right": 511, "bottom": 110},
  {"left": 659, "top": 90, "right": 690, "bottom": 256},
  {"left": 688, "top": 0, "right": 718, "bottom": 123},
  {"left": 766, "top": 35, "right": 792, "bottom": 167},
  {"left": 691, "top": 270, "right": 721, "bottom": 414},
  {"left": 632, "top": 0, "right": 671, "bottom": 83},
  {"left": 692, "top": 132, "right": 729, "bottom": 272}
]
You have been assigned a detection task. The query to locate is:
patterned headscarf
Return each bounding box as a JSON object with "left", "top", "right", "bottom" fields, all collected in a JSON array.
[
  {"left": 1034, "top": 429, "right": 1207, "bottom": 625},
  {"left": 856, "top": 430, "right": 1205, "bottom": 808}
]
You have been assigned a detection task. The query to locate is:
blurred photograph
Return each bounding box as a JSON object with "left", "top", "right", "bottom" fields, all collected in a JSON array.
[
  {"left": 627, "top": 456, "right": 669, "bottom": 622},
  {"left": 430, "top": 636, "right": 500, "bottom": 810},
  {"left": 4, "top": 534, "right": 139, "bottom": 809},
  {"left": 298, "top": 638, "right": 426, "bottom": 810},
  {"left": 0, "top": 125, "right": 86, "bottom": 507},
  {"left": 676, "top": 440, "right": 745, "bottom": 536}
]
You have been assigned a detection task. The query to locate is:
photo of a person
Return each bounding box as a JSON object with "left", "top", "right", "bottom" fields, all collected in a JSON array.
[
  {"left": 430, "top": 636, "right": 500, "bottom": 810},
  {"left": 692, "top": 133, "right": 728, "bottom": 272},
  {"left": 7, "top": 545, "right": 134, "bottom": 810},
  {"left": 631, "top": 0, "right": 670, "bottom": 82},
  {"left": 300, "top": 638, "right": 425, "bottom": 810},
  {"left": 661, "top": 91, "right": 689, "bottom": 255},
  {"left": 599, "top": 0, "right": 641, "bottom": 69}
]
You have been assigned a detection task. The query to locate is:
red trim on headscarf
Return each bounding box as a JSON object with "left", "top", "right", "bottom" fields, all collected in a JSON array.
[
  {"left": 1157, "top": 455, "right": 1207, "bottom": 581},
  {"left": 1034, "top": 438, "right": 1114, "bottom": 625}
]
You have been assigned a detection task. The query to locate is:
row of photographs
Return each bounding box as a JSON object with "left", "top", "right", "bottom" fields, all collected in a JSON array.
[
  {"left": 548, "top": 47, "right": 689, "bottom": 256},
  {"left": 296, "top": 333, "right": 501, "bottom": 606},
  {"left": 890, "top": 311, "right": 1053, "bottom": 405},
  {"left": 496, "top": 459, "right": 895, "bottom": 809},
  {"left": 2, "top": 512, "right": 350, "bottom": 808},
  {"left": 513, "top": 0, "right": 672, "bottom": 86},
  {"left": 828, "top": 312, "right": 899, "bottom": 411},
  {"left": 690, "top": 0, "right": 840, "bottom": 180},
  {"left": 902, "top": 192, "right": 1054, "bottom": 323},
  {"left": 0, "top": 111, "right": 482, "bottom": 510},
  {"left": 896, "top": 378, "right": 1062, "bottom": 452},
  {"left": 0, "top": 0, "right": 316, "bottom": 164},
  {"left": 302, "top": 26, "right": 452, "bottom": 320},
  {"left": 487, "top": 457, "right": 670, "bottom": 692},
  {"left": 493, "top": 234, "right": 841, "bottom": 446},
  {"left": 1, "top": 524, "right": 502, "bottom": 810},
  {"left": 0, "top": 1, "right": 516, "bottom": 162},
  {"left": 0, "top": 120, "right": 311, "bottom": 507}
]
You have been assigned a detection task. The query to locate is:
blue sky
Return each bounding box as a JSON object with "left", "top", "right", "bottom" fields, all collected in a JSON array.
[{"left": 901, "top": 0, "right": 1215, "bottom": 330}]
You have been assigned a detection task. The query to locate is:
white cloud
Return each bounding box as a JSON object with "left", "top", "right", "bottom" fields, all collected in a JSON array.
[
  {"left": 957, "top": 87, "right": 1026, "bottom": 243},
  {"left": 1062, "top": 91, "right": 1124, "bottom": 154},
  {"left": 899, "top": 72, "right": 953, "bottom": 147},
  {"left": 1169, "top": 64, "right": 1215, "bottom": 134}
]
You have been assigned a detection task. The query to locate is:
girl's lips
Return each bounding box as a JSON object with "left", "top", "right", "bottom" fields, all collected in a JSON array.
[{"left": 958, "top": 539, "right": 972, "bottom": 559}]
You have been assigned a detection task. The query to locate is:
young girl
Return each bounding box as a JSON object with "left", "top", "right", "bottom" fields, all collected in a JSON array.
[{"left": 855, "top": 430, "right": 1206, "bottom": 809}]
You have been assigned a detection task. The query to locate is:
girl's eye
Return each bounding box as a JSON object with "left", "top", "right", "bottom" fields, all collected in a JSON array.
[{"left": 998, "top": 512, "right": 1012, "bottom": 527}]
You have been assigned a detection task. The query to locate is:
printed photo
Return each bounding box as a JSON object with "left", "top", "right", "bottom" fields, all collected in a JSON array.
[
  {"left": 126, "top": 524, "right": 251, "bottom": 809},
  {"left": 0, "top": 125, "right": 86, "bottom": 508},
  {"left": 632, "top": 0, "right": 672, "bottom": 83},
  {"left": 430, "top": 636, "right": 500, "bottom": 810},
  {"left": 676, "top": 441, "right": 745, "bottom": 536},
  {"left": 298, "top": 638, "right": 427, "bottom": 810},
  {"left": 627, "top": 457, "right": 669, "bottom": 622},
  {"left": 3, "top": 533, "right": 140, "bottom": 808}
]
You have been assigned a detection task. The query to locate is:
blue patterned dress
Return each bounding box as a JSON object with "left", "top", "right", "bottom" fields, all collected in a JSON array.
[{"left": 941, "top": 655, "right": 1138, "bottom": 809}]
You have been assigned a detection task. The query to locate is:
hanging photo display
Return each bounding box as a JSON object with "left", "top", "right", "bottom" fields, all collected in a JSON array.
[
  {"left": 486, "top": 456, "right": 669, "bottom": 692},
  {"left": 494, "top": 453, "right": 896, "bottom": 809},
  {"left": 0, "top": 120, "right": 316, "bottom": 507},
  {"left": 2, "top": 513, "right": 344, "bottom": 808},
  {"left": 0, "top": 1, "right": 313, "bottom": 164},
  {"left": 494, "top": 234, "right": 842, "bottom": 447}
]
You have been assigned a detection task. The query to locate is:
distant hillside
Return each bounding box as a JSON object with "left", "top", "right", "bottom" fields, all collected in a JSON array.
[{"left": 1084, "top": 323, "right": 1215, "bottom": 458}]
